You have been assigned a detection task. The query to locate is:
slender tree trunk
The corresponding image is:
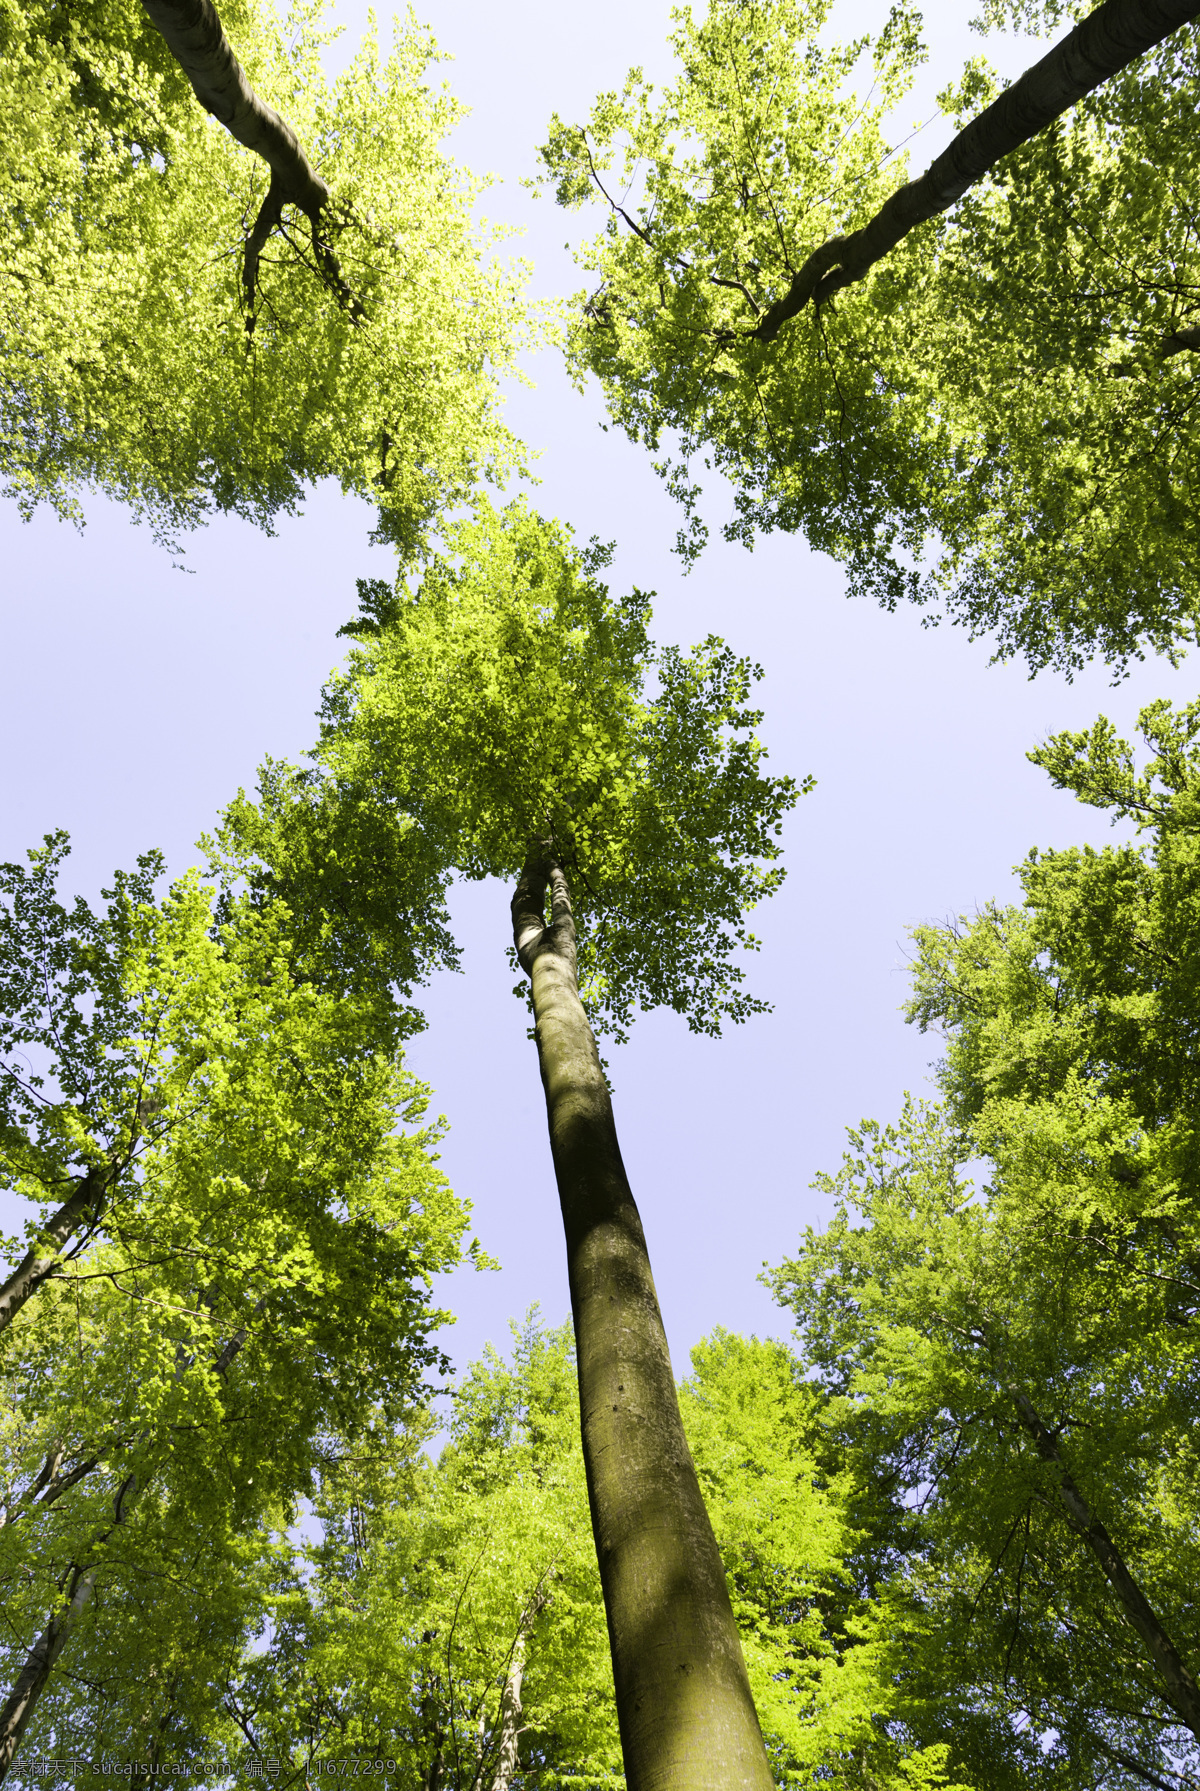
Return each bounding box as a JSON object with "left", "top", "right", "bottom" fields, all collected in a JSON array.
[
  {"left": 0, "top": 1562, "right": 98, "bottom": 1781},
  {"left": 491, "top": 1634, "right": 523, "bottom": 1791},
  {"left": 511, "top": 844, "right": 774, "bottom": 1791},
  {"left": 753, "top": 0, "right": 1200, "bottom": 340},
  {"left": 0, "top": 1168, "right": 107, "bottom": 1338},
  {"left": 1012, "top": 1389, "right": 1200, "bottom": 1737}
]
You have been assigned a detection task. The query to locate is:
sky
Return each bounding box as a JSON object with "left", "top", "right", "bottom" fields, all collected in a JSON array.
[{"left": 3, "top": 0, "right": 1196, "bottom": 1389}]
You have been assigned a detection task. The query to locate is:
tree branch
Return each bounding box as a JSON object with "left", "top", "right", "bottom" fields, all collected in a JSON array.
[
  {"left": 1090, "top": 1734, "right": 1190, "bottom": 1791},
  {"left": 754, "top": 0, "right": 1200, "bottom": 341},
  {"left": 0, "top": 1167, "right": 109, "bottom": 1339},
  {"left": 1011, "top": 1388, "right": 1200, "bottom": 1738},
  {"left": 139, "top": 0, "right": 360, "bottom": 313},
  {"left": 140, "top": 0, "right": 328, "bottom": 213}
]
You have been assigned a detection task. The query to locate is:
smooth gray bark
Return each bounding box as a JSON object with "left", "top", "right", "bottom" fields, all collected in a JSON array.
[
  {"left": 1013, "top": 1389, "right": 1200, "bottom": 1738},
  {"left": 140, "top": 0, "right": 328, "bottom": 212},
  {"left": 491, "top": 1633, "right": 523, "bottom": 1791},
  {"left": 511, "top": 843, "right": 774, "bottom": 1791},
  {"left": 753, "top": 0, "right": 1200, "bottom": 340}
]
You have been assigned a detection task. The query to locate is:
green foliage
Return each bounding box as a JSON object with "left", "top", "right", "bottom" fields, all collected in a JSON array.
[
  {"left": 220, "top": 496, "right": 804, "bottom": 1040},
  {"left": 191, "top": 1320, "right": 973, "bottom": 1788},
  {"left": 0, "top": 836, "right": 471, "bottom": 1773},
  {"left": 769, "top": 703, "right": 1200, "bottom": 1786},
  {"left": 2, "top": 0, "right": 536, "bottom": 548},
  {"left": 544, "top": 0, "right": 1200, "bottom": 672},
  {"left": 222, "top": 1315, "right": 624, "bottom": 1788},
  {"left": 680, "top": 1331, "right": 972, "bottom": 1790}
]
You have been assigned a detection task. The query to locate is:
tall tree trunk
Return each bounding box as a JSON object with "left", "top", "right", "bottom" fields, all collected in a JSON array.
[
  {"left": 511, "top": 844, "right": 774, "bottom": 1791},
  {"left": 753, "top": 0, "right": 1200, "bottom": 340},
  {"left": 0, "top": 1168, "right": 108, "bottom": 1338},
  {"left": 1012, "top": 1390, "right": 1200, "bottom": 1737}
]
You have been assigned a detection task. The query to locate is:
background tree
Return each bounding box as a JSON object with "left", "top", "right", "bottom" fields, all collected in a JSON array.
[
  {"left": 207, "top": 1318, "right": 974, "bottom": 1789},
  {"left": 227, "top": 1315, "right": 623, "bottom": 1789},
  {"left": 769, "top": 700, "right": 1200, "bottom": 1788},
  {"left": 2, "top": 0, "right": 535, "bottom": 550},
  {"left": 0, "top": 838, "right": 471, "bottom": 1779},
  {"left": 540, "top": 0, "right": 1200, "bottom": 673},
  {"left": 216, "top": 496, "right": 801, "bottom": 1787}
]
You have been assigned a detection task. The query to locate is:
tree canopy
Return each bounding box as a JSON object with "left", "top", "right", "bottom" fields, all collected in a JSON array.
[
  {"left": 768, "top": 701, "right": 1200, "bottom": 1788},
  {"left": 218, "top": 495, "right": 802, "bottom": 1042},
  {"left": 0, "top": 834, "right": 472, "bottom": 1773},
  {"left": 2, "top": 0, "right": 535, "bottom": 549},
  {"left": 542, "top": 0, "right": 1200, "bottom": 672},
  {"left": 164, "top": 1316, "right": 974, "bottom": 1789}
]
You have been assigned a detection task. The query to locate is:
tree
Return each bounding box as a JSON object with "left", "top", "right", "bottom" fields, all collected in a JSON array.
[
  {"left": 768, "top": 700, "right": 1200, "bottom": 1787},
  {"left": 770, "top": 1102, "right": 1200, "bottom": 1789},
  {"left": 0, "top": 836, "right": 471, "bottom": 1780},
  {"left": 206, "top": 1318, "right": 974, "bottom": 1789},
  {"left": 216, "top": 496, "right": 802, "bottom": 1787},
  {"left": 2, "top": 0, "right": 534, "bottom": 548},
  {"left": 540, "top": 0, "right": 1200, "bottom": 672},
  {"left": 226, "top": 1315, "right": 624, "bottom": 1789},
  {"left": 678, "top": 1329, "right": 972, "bottom": 1790}
]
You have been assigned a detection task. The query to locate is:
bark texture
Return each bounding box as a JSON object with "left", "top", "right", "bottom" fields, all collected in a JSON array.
[
  {"left": 511, "top": 844, "right": 774, "bottom": 1791},
  {"left": 1012, "top": 1389, "right": 1200, "bottom": 1738},
  {"left": 753, "top": 0, "right": 1200, "bottom": 340},
  {"left": 0, "top": 1168, "right": 107, "bottom": 1338}
]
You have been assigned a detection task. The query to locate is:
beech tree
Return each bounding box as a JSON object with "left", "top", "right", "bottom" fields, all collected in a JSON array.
[
  {"left": 216, "top": 498, "right": 801, "bottom": 1788},
  {"left": 0, "top": 838, "right": 471, "bottom": 1781},
  {"left": 203, "top": 1320, "right": 971, "bottom": 1788},
  {"left": 769, "top": 700, "right": 1200, "bottom": 1789},
  {"left": 541, "top": 0, "right": 1200, "bottom": 672},
  {"left": 2, "top": 0, "right": 534, "bottom": 548}
]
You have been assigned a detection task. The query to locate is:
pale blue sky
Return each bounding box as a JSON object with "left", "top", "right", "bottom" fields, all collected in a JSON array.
[{"left": 2, "top": 0, "right": 1192, "bottom": 1383}]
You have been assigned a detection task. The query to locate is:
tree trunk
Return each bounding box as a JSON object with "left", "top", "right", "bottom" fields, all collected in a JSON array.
[
  {"left": 753, "top": 0, "right": 1200, "bottom": 340},
  {"left": 511, "top": 844, "right": 774, "bottom": 1791},
  {"left": 0, "top": 1562, "right": 99, "bottom": 1782},
  {"left": 1012, "top": 1389, "right": 1200, "bottom": 1738},
  {"left": 491, "top": 1633, "right": 523, "bottom": 1791},
  {"left": 0, "top": 1168, "right": 107, "bottom": 1338}
]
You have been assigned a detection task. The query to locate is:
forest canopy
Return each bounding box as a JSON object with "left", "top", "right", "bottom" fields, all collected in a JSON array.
[
  {"left": 5, "top": 0, "right": 1200, "bottom": 1784},
  {"left": 1, "top": 0, "right": 536, "bottom": 550},
  {"left": 542, "top": 0, "right": 1200, "bottom": 672}
]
